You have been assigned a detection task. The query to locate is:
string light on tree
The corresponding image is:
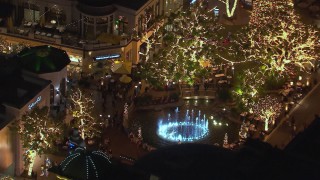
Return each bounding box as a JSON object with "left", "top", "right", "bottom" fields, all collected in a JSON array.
[
  {"left": 249, "top": 95, "right": 282, "bottom": 131},
  {"left": 16, "top": 106, "right": 61, "bottom": 176},
  {"left": 239, "top": 120, "right": 248, "bottom": 141},
  {"left": 247, "top": 0, "right": 319, "bottom": 78},
  {"left": 69, "top": 88, "right": 103, "bottom": 139},
  {"left": 122, "top": 103, "right": 129, "bottom": 129},
  {"left": 218, "top": 0, "right": 238, "bottom": 18},
  {"left": 137, "top": 0, "right": 225, "bottom": 86}
]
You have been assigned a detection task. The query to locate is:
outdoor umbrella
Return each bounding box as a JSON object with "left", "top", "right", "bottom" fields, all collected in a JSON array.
[
  {"left": 17, "top": 45, "right": 70, "bottom": 74},
  {"left": 119, "top": 74, "right": 132, "bottom": 83},
  {"left": 112, "top": 61, "right": 132, "bottom": 74}
]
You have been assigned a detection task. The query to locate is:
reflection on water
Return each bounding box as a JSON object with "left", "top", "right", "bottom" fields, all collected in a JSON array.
[{"left": 130, "top": 100, "right": 240, "bottom": 148}]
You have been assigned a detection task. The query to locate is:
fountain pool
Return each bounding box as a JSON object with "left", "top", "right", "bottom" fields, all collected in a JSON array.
[{"left": 130, "top": 100, "right": 239, "bottom": 147}]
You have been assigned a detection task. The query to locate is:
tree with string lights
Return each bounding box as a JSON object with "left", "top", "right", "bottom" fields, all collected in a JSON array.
[
  {"left": 16, "top": 106, "right": 61, "bottom": 176},
  {"left": 232, "top": 69, "right": 265, "bottom": 110},
  {"left": 246, "top": 0, "right": 319, "bottom": 78},
  {"left": 249, "top": 95, "right": 282, "bottom": 131},
  {"left": 239, "top": 120, "right": 248, "bottom": 141},
  {"left": 231, "top": 0, "right": 318, "bottom": 113},
  {"left": 0, "top": 36, "right": 28, "bottom": 55},
  {"left": 69, "top": 88, "right": 103, "bottom": 140},
  {"left": 137, "top": 0, "right": 225, "bottom": 86}
]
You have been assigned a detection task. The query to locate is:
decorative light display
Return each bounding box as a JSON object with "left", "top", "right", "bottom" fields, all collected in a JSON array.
[
  {"left": 17, "top": 106, "right": 61, "bottom": 176},
  {"left": 223, "top": 133, "right": 229, "bottom": 148},
  {"left": 69, "top": 88, "right": 103, "bottom": 139},
  {"left": 0, "top": 176, "right": 14, "bottom": 180},
  {"left": 246, "top": 0, "right": 319, "bottom": 78},
  {"left": 60, "top": 148, "right": 111, "bottom": 179},
  {"left": 239, "top": 120, "right": 248, "bottom": 141},
  {"left": 137, "top": 0, "right": 225, "bottom": 86},
  {"left": 249, "top": 95, "right": 282, "bottom": 131},
  {"left": 0, "top": 37, "right": 28, "bottom": 55},
  {"left": 157, "top": 109, "right": 209, "bottom": 142},
  {"left": 232, "top": 69, "right": 265, "bottom": 109},
  {"left": 122, "top": 103, "right": 129, "bottom": 130},
  {"left": 218, "top": 0, "right": 238, "bottom": 18},
  {"left": 25, "top": 150, "right": 36, "bottom": 176}
]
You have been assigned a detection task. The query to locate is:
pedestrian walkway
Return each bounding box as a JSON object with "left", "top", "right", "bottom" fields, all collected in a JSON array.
[{"left": 265, "top": 70, "right": 320, "bottom": 149}]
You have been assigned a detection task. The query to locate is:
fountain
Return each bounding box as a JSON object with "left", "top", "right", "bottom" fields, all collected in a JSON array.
[{"left": 157, "top": 108, "right": 209, "bottom": 142}]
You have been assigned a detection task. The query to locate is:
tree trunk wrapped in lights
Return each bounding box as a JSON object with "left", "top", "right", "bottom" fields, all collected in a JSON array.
[
  {"left": 239, "top": 120, "right": 249, "bottom": 141},
  {"left": 16, "top": 106, "right": 61, "bottom": 176},
  {"left": 218, "top": 0, "right": 238, "bottom": 18},
  {"left": 69, "top": 88, "right": 103, "bottom": 140}
]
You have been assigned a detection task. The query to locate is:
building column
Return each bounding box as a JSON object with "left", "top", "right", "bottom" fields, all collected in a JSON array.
[
  {"left": 81, "top": 14, "right": 84, "bottom": 37},
  {"left": 94, "top": 17, "right": 96, "bottom": 39},
  {"left": 14, "top": 132, "right": 23, "bottom": 176}
]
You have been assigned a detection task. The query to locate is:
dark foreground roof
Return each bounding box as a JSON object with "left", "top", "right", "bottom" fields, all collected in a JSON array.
[
  {"left": 0, "top": 56, "right": 50, "bottom": 109},
  {"left": 17, "top": 45, "right": 70, "bottom": 74},
  {"left": 134, "top": 141, "right": 320, "bottom": 180},
  {"left": 285, "top": 117, "right": 320, "bottom": 162}
]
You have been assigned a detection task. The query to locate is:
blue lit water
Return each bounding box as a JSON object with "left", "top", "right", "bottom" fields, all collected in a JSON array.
[{"left": 130, "top": 100, "right": 240, "bottom": 148}]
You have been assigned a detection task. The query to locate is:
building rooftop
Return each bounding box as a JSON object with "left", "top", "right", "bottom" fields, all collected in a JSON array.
[{"left": 0, "top": 56, "right": 51, "bottom": 110}]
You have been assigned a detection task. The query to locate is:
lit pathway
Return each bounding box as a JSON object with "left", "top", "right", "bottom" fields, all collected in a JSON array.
[{"left": 265, "top": 71, "right": 320, "bottom": 149}]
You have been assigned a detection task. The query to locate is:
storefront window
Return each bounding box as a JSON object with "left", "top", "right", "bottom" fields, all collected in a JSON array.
[
  {"left": 24, "top": 3, "right": 40, "bottom": 22},
  {"left": 118, "top": 16, "right": 128, "bottom": 35},
  {"left": 109, "top": 15, "right": 113, "bottom": 34},
  {"left": 97, "top": 17, "right": 108, "bottom": 24}
]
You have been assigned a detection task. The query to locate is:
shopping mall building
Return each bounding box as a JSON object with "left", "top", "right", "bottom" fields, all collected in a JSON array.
[
  {"left": 0, "top": 45, "right": 70, "bottom": 176},
  {"left": 0, "top": 0, "right": 184, "bottom": 74}
]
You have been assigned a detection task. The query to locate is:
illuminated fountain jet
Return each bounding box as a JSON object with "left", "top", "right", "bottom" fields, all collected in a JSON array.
[{"left": 157, "top": 109, "right": 209, "bottom": 142}]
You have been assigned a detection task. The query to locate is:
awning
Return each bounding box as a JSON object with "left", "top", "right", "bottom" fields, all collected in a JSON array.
[
  {"left": 112, "top": 61, "right": 132, "bottom": 74},
  {"left": 119, "top": 74, "right": 132, "bottom": 83}
]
